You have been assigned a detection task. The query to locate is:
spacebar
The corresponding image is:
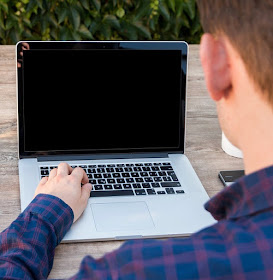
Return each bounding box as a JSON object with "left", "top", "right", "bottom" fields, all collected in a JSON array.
[{"left": 91, "top": 190, "right": 134, "bottom": 197}]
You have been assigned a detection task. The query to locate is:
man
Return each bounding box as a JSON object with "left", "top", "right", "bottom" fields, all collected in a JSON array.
[{"left": 1, "top": 0, "right": 273, "bottom": 279}]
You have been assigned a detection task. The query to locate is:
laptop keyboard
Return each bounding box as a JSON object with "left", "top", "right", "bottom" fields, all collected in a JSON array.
[{"left": 40, "top": 162, "right": 185, "bottom": 197}]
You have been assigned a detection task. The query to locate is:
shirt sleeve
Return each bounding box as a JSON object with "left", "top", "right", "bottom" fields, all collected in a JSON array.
[{"left": 0, "top": 194, "right": 73, "bottom": 280}]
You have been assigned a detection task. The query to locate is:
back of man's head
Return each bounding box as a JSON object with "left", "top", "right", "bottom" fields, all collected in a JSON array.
[{"left": 196, "top": 0, "right": 273, "bottom": 104}]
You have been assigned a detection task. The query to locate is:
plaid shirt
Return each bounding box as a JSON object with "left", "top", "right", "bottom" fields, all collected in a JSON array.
[{"left": 1, "top": 166, "right": 273, "bottom": 279}]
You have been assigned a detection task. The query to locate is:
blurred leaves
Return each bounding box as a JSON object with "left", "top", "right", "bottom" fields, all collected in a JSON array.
[{"left": 0, "top": 0, "right": 202, "bottom": 44}]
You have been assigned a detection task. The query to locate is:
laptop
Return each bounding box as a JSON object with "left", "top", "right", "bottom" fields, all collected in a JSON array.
[{"left": 16, "top": 41, "right": 215, "bottom": 242}]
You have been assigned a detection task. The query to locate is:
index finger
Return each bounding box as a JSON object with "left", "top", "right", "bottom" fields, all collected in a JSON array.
[
  {"left": 71, "top": 167, "right": 89, "bottom": 185},
  {"left": 57, "top": 162, "right": 73, "bottom": 176}
]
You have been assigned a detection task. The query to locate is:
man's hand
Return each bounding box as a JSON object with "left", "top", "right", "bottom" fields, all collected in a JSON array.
[{"left": 35, "top": 162, "right": 92, "bottom": 222}]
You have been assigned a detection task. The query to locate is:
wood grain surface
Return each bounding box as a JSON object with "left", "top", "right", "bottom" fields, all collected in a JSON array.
[{"left": 0, "top": 45, "right": 244, "bottom": 279}]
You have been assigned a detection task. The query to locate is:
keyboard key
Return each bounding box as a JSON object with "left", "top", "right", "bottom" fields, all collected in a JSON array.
[
  {"left": 87, "top": 174, "right": 93, "bottom": 179},
  {"left": 135, "top": 163, "right": 143, "bottom": 166},
  {"left": 94, "top": 185, "right": 103, "bottom": 190},
  {"left": 163, "top": 162, "right": 171, "bottom": 165},
  {"left": 40, "top": 167, "right": 48, "bottom": 170},
  {"left": 122, "top": 173, "right": 130, "bottom": 177},
  {"left": 142, "top": 183, "right": 150, "bottom": 188},
  {"left": 107, "top": 179, "right": 115, "bottom": 184},
  {"left": 125, "top": 164, "right": 134, "bottom": 166},
  {"left": 176, "top": 190, "right": 185, "bottom": 194},
  {"left": 161, "top": 182, "right": 181, "bottom": 188},
  {"left": 114, "top": 184, "right": 122, "bottom": 190},
  {"left": 133, "top": 183, "right": 141, "bottom": 189},
  {"left": 115, "top": 167, "right": 123, "bottom": 172},
  {"left": 116, "top": 164, "right": 125, "bottom": 167},
  {"left": 135, "top": 189, "right": 146, "bottom": 195},
  {"left": 103, "top": 173, "right": 112, "bottom": 178},
  {"left": 151, "top": 183, "right": 160, "bottom": 188},
  {"left": 41, "top": 170, "right": 49, "bottom": 176},
  {"left": 147, "top": 189, "right": 156, "bottom": 195},
  {"left": 134, "top": 167, "right": 142, "bottom": 172},
  {"left": 79, "top": 165, "right": 87, "bottom": 168},
  {"left": 153, "top": 163, "right": 162, "bottom": 165},
  {"left": 144, "top": 177, "right": 153, "bottom": 182},
  {"left": 163, "top": 176, "right": 172, "bottom": 182},
  {"left": 140, "top": 172, "right": 149, "bottom": 177},
  {"left": 91, "top": 190, "right": 134, "bottom": 197},
  {"left": 172, "top": 176, "right": 178, "bottom": 182},
  {"left": 98, "top": 179, "right": 106, "bottom": 184},
  {"left": 167, "top": 171, "right": 178, "bottom": 181},
  {"left": 131, "top": 172, "right": 139, "bottom": 177},
  {"left": 151, "top": 166, "right": 160, "bottom": 171},
  {"left": 142, "top": 167, "right": 151, "bottom": 171},
  {"left": 106, "top": 168, "right": 114, "bottom": 172},
  {"left": 88, "top": 169, "right": 96, "bottom": 173},
  {"left": 149, "top": 172, "right": 157, "bottom": 176},
  {"left": 98, "top": 165, "right": 106, "bottom": 167},
  {"left": 88, "top": 165, "right": 97, "bottom": 168},
  {"left": 124, "top": 167, "right": 133, "bottom": 172},
  {"left": 160, "top": 166, "right": 173, "bottom": 171},
  {"left": 113, "top": 173, "right": 120, "bottom": 178},
  {"left": 107, "top": 164, "right": 115, "bottom": 167},
  {"left": 94, "top": 174, "right": 102, "bottom": 179},
  {"left": 89, "top": 179, "right": 96, "bottom": 184},
  {"left": 117, "top": 178, "right": 125, "bottom": 183},
  {"left": 104, "top": 184, "right": 113, "bottom": 190},
  {"left": 126, "top": 178, "right": 134, "bottom": 183},
  {"left": 166, "top": 187, "right": 175, "bottom": 194},
  {"left": 157, "top": 191, "right": 166, "bottom": 194},
  {"left": 154, "top": 177, "right": 162, "bottom": 182},
  {"left": 97, "top": 168, "right": 105, "bottom": 173},
  {"left": 123, "top": 184, "right": 132, "bottom": 189},
  {"left": 135, "top": 178, "right": 144, "bottom": 183},
  {"left": 144, "top": 163, "right": 152, "bottom": 166}
]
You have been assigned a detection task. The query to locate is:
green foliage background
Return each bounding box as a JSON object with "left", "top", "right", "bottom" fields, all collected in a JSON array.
[{"left": 0, "top": 0, "right": 202, "bottom": 44}]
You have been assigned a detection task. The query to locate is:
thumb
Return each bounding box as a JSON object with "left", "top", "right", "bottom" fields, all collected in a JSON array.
[
  {"left": 34, "top": 177, "right": 48, "bottom": 198},
  {"left": 81, "top": 183, "right": 92, "bottom": 202}
]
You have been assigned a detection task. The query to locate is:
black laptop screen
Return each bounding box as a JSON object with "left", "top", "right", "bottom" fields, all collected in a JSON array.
[{"left": 19, "top": 43, "right": 186, "bottom": 156}]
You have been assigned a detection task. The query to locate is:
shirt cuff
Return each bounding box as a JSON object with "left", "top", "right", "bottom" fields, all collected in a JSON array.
[{"left": 22, "top": 194, "right": 74, "bottom": 244}]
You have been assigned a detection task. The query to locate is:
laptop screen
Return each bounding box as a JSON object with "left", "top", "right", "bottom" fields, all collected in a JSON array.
[{"left": 17, "top": 42, "right": 187, "bottom": 157}]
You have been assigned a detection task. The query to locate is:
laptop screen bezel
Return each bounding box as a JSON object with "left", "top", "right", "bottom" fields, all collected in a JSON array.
[{"left": 17, "top": 41, "right": 188, "bottom": 159}]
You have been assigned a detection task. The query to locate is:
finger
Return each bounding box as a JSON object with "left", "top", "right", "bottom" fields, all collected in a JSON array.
[
  {"left": 81, "top": 183, "right": 92, "bottom": 202},
  {"left": 49, "top": 168, "right": 57, "bottom": 180},
  {"left": 34, "top": 177, "right": 48, "bottom": 198},
  {"left": 39, "top": 176, "right": 48, "bottom": 186},
  {"left": 22, "top": 43, "right": 30, "bottom": 50},
  {"left": 71, "top": 167, "right": 89, "bottom": 184},
  {"left": 57, "top": 162, "right": 72, "bottom": 176}
]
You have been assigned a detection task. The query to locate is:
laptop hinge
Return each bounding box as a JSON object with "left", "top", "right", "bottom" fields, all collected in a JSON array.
[{"left": 37, "top": 152, "right": 169, "bottom": 162}]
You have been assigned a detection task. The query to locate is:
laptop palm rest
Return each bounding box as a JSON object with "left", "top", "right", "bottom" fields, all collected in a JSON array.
[{"left": 91, "top": 202, "right": 155, "bottom": 232}]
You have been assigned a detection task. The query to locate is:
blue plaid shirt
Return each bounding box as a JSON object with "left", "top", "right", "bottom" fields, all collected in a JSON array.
[{"left": 1, "top": 165, "right": 273, "bottom": 279}]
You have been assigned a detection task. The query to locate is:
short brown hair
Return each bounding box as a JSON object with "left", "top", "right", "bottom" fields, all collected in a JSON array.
[{"left": 196, "top": 0, "right": 273, "bottom": 104}]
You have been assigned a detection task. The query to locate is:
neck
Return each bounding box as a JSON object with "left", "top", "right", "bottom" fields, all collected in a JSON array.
[{"left": 240, "top": 99, "right": 273, "bottom": 175}]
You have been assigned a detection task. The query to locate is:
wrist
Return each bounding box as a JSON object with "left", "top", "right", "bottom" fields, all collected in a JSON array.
[{"left": 23, "top": 194, "right": 74, "bottom": 244}]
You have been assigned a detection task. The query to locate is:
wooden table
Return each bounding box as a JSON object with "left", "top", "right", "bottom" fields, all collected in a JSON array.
[{"left": 0, "top": 45, "right": 244, "bottom": 279}]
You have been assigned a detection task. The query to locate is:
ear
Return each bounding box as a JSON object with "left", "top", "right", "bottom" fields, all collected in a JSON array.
[{"left": 200, "top": 33, "right": 232, "bottom": 101}]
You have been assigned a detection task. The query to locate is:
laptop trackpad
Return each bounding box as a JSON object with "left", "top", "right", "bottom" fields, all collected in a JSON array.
[{"left": 91, "top": 202, "right": 155, "bottom": 232}]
